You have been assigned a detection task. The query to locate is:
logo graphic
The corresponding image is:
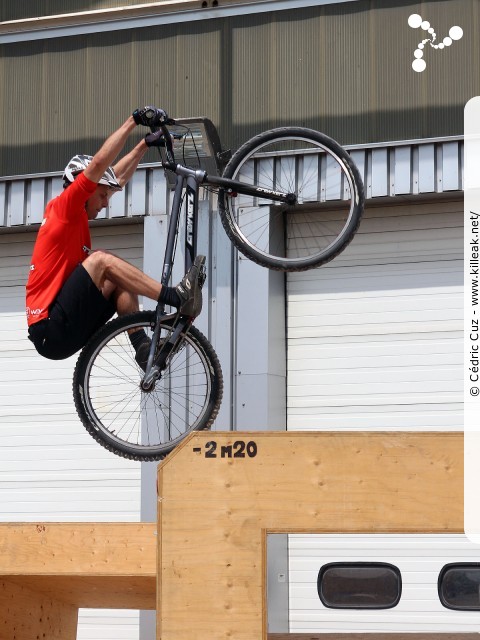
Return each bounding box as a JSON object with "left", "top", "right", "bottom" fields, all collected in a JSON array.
[{"left": 408, "top": 13, "right": 463, "bottom": 72}]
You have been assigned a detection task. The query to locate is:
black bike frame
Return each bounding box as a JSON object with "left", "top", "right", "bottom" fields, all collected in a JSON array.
[
  {"left": 142, "top": 122, "right": 295, "bottom": 384},
  {"left": 143, "top": 162, "right": 205, "bottom": 385},
  {"left": 160, "top": 164, "right": 203, "bottom": 287}
]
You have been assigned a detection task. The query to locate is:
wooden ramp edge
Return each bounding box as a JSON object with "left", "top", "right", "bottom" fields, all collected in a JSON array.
[
  {"left": 157, "top": 431, "right": 464, "bottom": 640},
  {"left": 0, "top": 522, "right": 156, "bottom": 639}
]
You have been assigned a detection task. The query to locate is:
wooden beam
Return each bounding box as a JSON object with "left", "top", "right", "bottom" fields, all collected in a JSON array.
[
  {"left": 0, "top": 523, "right": 157, "bottom": 611},
  {"left": 157, "top": 431, "right": 463, "bottom": 640},
  {"left": 0, "top": 522, "right": 156, "bottom": 577},
  {"left": 6, "top": 575, "right": 156, "bottom": 609}
]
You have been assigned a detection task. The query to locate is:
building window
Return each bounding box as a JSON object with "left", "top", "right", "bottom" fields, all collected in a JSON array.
[
  {"left": 439, "top": 563, "right": 480, "bottom": 610},
  {"left": 317, "top": 562, "right": 402, "bottom": 609}
]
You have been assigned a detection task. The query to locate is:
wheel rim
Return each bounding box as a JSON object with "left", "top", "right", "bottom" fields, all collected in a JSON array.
[
  {"left": 226, "top": 134, "right": 358, "bottom": 268},
  {"left": 81, "top": 320, "right": 213, "bottom": 455}
]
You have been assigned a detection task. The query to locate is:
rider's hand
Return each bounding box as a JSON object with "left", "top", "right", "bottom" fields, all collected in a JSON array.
[
  {"left": 144, "top": 130, "right": 168, "bottom": 148},
  {"left": 133, "top": 106, "right": 168, "bottom": 127}
]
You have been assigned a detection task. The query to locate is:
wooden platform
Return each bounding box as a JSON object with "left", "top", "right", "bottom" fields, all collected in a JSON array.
[
  {"left": 0, "top": 431, "right": 465, "bottom": 639},
  {"left": 0, "top": 522, "right": 156, "bottom": 639},
  {"left": 157, "top": 431, "right": 464, "bottom": 640}
]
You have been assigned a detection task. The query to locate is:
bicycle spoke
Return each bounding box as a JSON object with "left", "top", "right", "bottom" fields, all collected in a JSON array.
[
  {"left": 74, "top": 312, "right": 222, "bottom": 460},
  {"left": 219, "top": 127, "right": 363, "bottom": 271}
]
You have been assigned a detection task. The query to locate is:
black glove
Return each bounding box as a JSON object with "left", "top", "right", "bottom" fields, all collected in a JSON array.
[
  {"left": 144, "top": 130, "right": 167, "bottom": 148},
  {"left": 133, "top": 106, "right": 168, "bottom": 127}
]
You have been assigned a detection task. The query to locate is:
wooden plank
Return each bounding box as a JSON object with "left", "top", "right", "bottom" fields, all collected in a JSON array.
[
  {"left": 0, "top": 523, "right": 157, "bottom": 635},
  {"left": 0, "top": 522, "right": 156, "bottom": 576},
  {"left": 7, "top": 575, "right": 156, "bottom": 609},
  {"left": 0, "top": 578, "right": 78, "bottom": 640},
  {"left": 157, "top": 432, "right": 463, "bottom": 640}
]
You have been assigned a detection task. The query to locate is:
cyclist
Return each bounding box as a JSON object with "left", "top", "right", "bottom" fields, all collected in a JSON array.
[{"left": 26, "top": 106, "right": 204, "bottom": 364}]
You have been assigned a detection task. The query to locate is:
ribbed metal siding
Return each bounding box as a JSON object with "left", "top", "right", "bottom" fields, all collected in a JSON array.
[
  {"left": 0, "top": 165, "right": 164, "bottom": 229},
  {"left": 0, "top": 137, "right": 463, "bottom": 230},
  {"left": 0, "top": 0, "right": 477, "bottom": 175}
]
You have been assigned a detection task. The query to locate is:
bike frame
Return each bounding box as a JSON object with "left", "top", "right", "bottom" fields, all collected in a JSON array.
[{"left": 141, "top": 122, "right": 295, "bottom": 385}]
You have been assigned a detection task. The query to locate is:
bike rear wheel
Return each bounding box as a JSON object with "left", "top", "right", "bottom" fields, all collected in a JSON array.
[
  {"left": 73, "top": 311, "right": 223, "bottom": 461},
  {"left": 218, "top": 127, "right": 364, "bottom": 271}
]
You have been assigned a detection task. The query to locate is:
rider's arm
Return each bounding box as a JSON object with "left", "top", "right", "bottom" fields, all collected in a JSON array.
[
  {"left": 84, "top": 116, "right": 138, "bottom": 185},
  {"left": 112, "top": 138, "right": 149, "bottom": 188}
]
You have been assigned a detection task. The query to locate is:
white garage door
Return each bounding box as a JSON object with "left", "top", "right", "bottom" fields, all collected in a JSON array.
[
  {"left": 287, "top": 198, "right": 463, "bottom": 432},
  {"left": 287, "top": 533, "right": 480, "bottom": 633},
  {"left": 286, "top": 198, "right": 465, "bottom": 633},
  {"left": 0, "top": 221, "right": 145, "bottom": 640}
]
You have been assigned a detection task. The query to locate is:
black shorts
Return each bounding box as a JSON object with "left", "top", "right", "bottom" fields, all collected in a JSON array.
[{"left": 28, "top": 264, "right": 115, "bottom": 360}]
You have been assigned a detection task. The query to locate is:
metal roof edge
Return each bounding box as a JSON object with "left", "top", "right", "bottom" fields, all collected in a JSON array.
[
  {"left": 0, "top": 0, "right": 359, "bottom": 43},
  {"left": 345, "top": 135, "right": 463, "bottom": 151}
]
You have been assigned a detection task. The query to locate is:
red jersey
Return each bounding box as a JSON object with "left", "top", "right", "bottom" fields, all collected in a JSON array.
[{"left": 26, "top": 172, "right": 98, "bottom": 326}]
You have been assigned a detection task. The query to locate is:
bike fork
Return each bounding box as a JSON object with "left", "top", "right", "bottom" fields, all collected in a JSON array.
[{"left": 141, "top": 314, "right": 193, "bottom": 390}]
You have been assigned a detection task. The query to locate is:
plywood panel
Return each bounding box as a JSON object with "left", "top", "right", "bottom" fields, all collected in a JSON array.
[
  {"left": 0, "top": 523, "right": 157, "bottom": 637},
  {"left": 0, "top": 579, "right": 78, "bottom": 640},
  {"left": 157, "top": 432, "right": 463, "bottom": 640},
  {"left": 0, "top": 523, "right": 156, "bottom": 577},
  {"left": 7, "top": 575, "right": 156, "bottom": 609}
]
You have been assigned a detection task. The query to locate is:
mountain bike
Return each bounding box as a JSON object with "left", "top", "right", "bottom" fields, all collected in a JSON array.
[{"left": 72, "top": 112, "right": 365, "bottom": 461}]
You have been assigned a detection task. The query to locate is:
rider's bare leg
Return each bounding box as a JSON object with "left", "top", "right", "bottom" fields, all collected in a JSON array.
[
  {"left": 83, "top": 249, "right": 162, "bottom": 302},
  {"left": 83, "top": 248, "right": 204, "bottom": 321},
  {"left": 102, "top": 278, "right": 139, "bottom": 316}
]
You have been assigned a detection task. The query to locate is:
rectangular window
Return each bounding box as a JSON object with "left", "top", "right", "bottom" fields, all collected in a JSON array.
[
  {"left": 439, "top": 563, "right": 480, "bottom": 610},
  {"left": 317, "top": 562, "right": 402, "bottom": 609}
]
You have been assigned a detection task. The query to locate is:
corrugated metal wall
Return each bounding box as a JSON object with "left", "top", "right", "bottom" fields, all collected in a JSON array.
[
  {"left": 0, "top": 165, "right": 162, "bottom": 228},
  {"left": 0, "top": 0, "right": 477, "bottom": 176},
  {"left": 0, "top": 137, "right": 463, "bottom": 230}
]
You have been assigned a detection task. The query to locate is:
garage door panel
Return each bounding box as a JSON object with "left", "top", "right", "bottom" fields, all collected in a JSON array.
[
  {"left": 335, "top": 227, "right": 463, "bottom": 263},
  {"left": 289, "top": 262, "right": 463, "bottom": 294},
  {"left": 289, "top": 288, "right": 463, "bottom": 316},
  {"left": 0, "top": 224, "right": 144, "bottom": 521},
  {"left": 287, "top": 535, "right": 480, "bottom": 633},
  {"left": 287, "top": 200, "right": 463, "bottom": 434},
  {"left": 288, "top": 408, "right": 462, "bottom": 430},
  {"left": 290, "top": 307, "right": 462, "bottom": 330},
  {"left": 289, "top": 319, "right": 462, "bottom": 339},
  {"left": 289, "top": 338, "right": 462, "bottom": 369}
]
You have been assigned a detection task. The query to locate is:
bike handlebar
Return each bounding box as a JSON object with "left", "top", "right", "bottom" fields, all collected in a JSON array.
[
  {"left": 150, "top": 109, "right": 177, "bottom": 166},
  {"left": 161, "top": 123, "right": 176, "bottom": 166}
]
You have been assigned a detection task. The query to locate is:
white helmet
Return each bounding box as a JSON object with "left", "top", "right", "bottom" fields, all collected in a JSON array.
[{"left": 63, "top": 154, "right": 122, "bottom": 191}]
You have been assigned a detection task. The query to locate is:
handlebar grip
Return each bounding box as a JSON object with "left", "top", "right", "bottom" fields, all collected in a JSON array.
[{"left": 149, "top": 123, "right": 176, "bottom": 165}]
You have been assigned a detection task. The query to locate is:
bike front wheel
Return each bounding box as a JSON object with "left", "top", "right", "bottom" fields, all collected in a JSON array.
[
  {"left": 218, "top": 127, "right": 364, "bottom": 271},
  {"left": 73, "top": 311, "right": 223, "bottom": 461}
]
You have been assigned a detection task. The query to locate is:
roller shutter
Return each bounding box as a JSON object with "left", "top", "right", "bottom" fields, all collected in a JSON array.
[
  {"left": 286, "top": 198, "right": 464, "bottom": 632},
  {"left": 288, "top": 199, "right": 463, "bottom": 432},
  {"left": 0, "top": 221, "right": 145, "bottom": 640}
]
